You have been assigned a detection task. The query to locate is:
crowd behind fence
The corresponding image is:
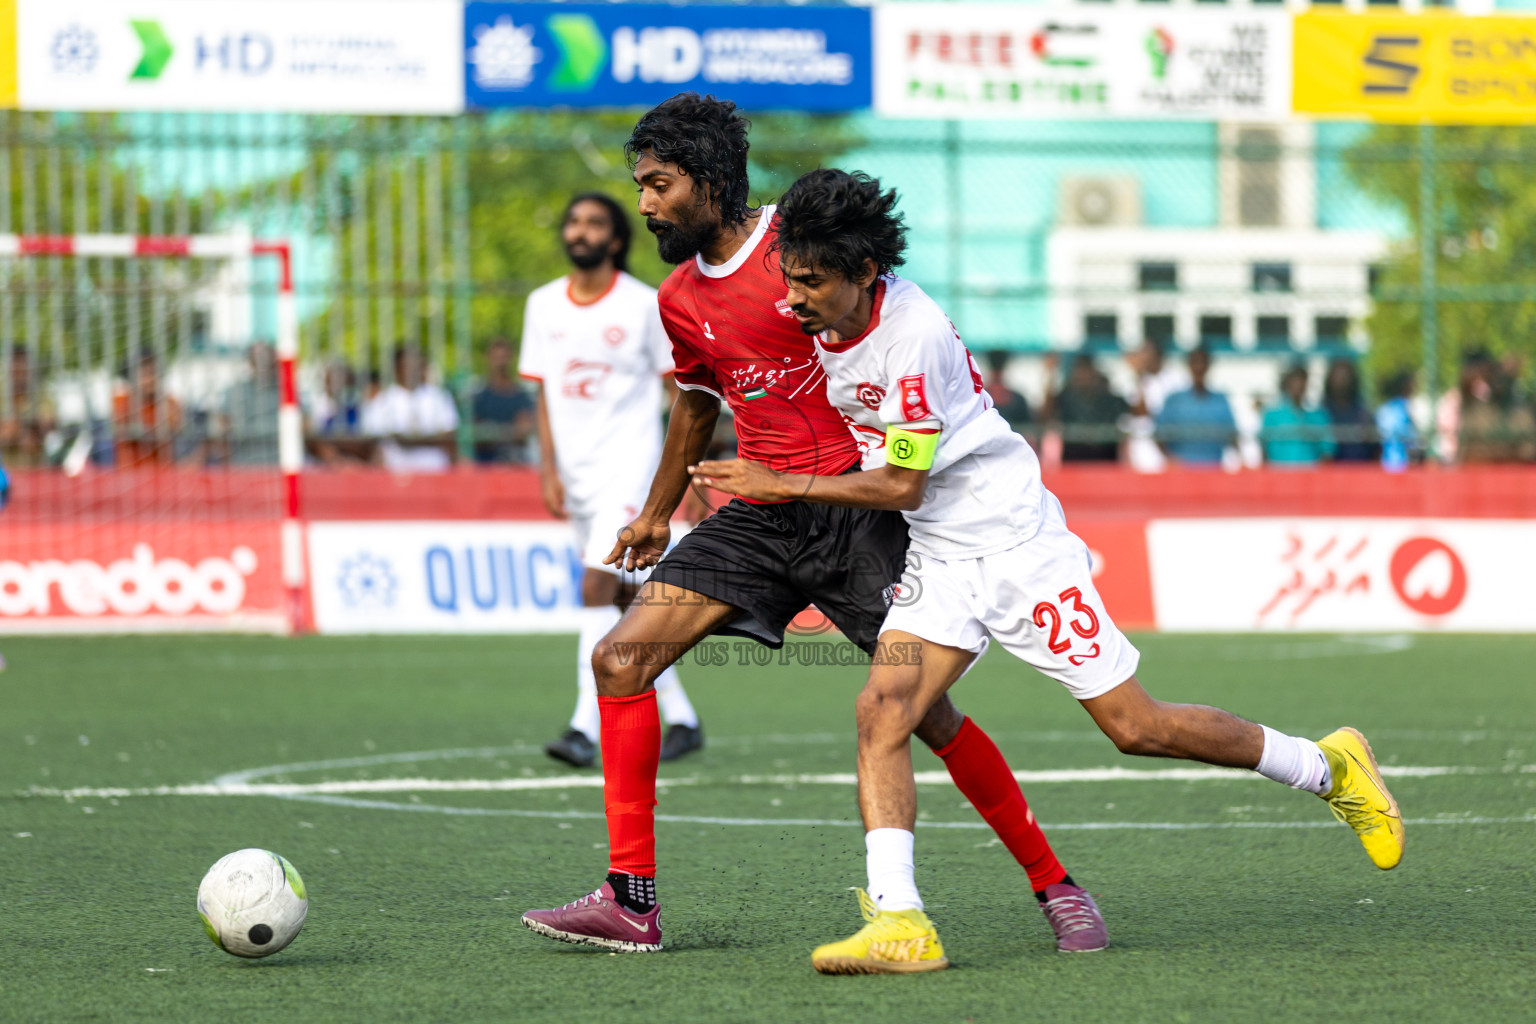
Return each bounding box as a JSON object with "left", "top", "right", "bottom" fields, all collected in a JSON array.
[
  {"left": 6, "top": 338, "right": 1531, "bottom": 476},
  {"left": 1, "top": 112, "right": 1535, "bottom": 479}
]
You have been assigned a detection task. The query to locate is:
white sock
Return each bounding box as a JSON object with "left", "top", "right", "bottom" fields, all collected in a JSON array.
[
  {"left": 865, "top": 828, "right": 922, "bottom": 912},
  {"left": 569, "top": 605, "right": 621, "bottom": 740},
  {"left": 653, "top": 665, "right": 698, "bottom": 728},
  {"left": 1255, "top": 725, "right": 1332, "bottom": 795}
]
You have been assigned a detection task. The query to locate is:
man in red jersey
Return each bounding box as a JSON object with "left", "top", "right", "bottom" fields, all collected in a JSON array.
[{"left": 520, "top": 94, "right": 1106, "bottom": 957}]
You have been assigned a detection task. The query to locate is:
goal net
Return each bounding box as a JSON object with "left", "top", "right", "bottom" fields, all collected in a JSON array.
[{"left": 0, "top": 235, "right": 304, "bottom": 633}]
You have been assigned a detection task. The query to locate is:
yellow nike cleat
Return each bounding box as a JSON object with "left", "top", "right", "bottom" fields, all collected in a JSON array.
[
  {"left": 1317, "top": 727, "right": 1404, "bottom": 870},
  {"left": 811, "top": 889, "right": 949, "bottom": 975}
]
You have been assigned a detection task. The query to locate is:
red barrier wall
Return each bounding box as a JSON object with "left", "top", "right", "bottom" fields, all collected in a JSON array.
[
  {"left": 12, "top": 466, "right": 1527, "bottom": 522},
  {"left": 279, "top": 465, "right": 1536, "bottom": 521}
]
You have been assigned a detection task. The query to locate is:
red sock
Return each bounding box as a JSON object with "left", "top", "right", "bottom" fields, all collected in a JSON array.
[
  {"left": 934, "top": 716, "right": 1067, "bottom": 891},
  {"left": 599, "top": 691, "right": 660, "bottom": 878}
]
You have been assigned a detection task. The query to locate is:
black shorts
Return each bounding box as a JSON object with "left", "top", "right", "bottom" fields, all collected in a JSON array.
[{"left": 649, "top": 498, "right": 909, "bottom": 655}]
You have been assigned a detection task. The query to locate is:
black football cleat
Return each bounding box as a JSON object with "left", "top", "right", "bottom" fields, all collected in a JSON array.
[
  {"left": 659, "top": 722, "right": 704, "bottom": 762},
  {"left": 545, "top": 729, "right": 597, "bottom": 768}
]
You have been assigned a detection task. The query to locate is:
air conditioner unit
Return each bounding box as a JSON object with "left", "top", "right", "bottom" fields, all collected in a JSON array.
[{"left": 1058, "top": 176, "right": 1141, "bottom": 227}]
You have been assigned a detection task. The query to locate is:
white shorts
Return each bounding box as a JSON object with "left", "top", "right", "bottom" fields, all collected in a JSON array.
[
  {"left": 572, "top": 496, "right": 651, "bottom": 582},
  {"left": 880, "top": 496, "right": 1140, "bottom": 701}
]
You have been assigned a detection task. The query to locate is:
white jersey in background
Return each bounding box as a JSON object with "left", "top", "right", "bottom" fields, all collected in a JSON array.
[
  {"left": 815, "top": 276, "right": 1045, "bottom": 559},
  {"left": 518, "top": 271, "right": 674, "bottom": 522}
]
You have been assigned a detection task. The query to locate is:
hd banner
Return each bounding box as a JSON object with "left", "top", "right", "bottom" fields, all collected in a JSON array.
[
  {"left": 1294, "top": 12, "right": 1536, "bottom": 124},
  {"left": 16, "top": 0, "right": 464, "bottom": 113},
  {"left": 464, "top": 1, "right": 871, "bottom": 111},
  {"left": 874, "top": 4, "right": 1290, "bottom": 120}
]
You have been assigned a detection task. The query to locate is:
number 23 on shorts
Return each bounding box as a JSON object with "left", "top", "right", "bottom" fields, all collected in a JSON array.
[{"left": 1033, "top": 587, "right": 1101, "bottom": 666}]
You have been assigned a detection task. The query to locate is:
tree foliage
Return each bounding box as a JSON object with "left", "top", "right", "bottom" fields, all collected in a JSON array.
[
  {"left": 1344, "top": 125, "right": 1536, "bottom": 392},
  {"left": 463, "top": 110, "right": 862, "bottom": 346}
]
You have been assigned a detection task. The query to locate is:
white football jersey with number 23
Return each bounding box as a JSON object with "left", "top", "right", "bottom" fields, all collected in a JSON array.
[{"left": 814, "top": 275, "right": 1046, "bottom": 559}]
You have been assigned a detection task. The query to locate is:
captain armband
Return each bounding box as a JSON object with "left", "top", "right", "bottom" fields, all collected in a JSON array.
[{"left": 885, "top": 425, "right": 940, "bottom": 471}]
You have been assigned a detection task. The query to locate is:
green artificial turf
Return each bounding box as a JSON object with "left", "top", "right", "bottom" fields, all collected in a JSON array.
[{"left": 3, "top": 633, "right": 1533, "bottom": 1023}]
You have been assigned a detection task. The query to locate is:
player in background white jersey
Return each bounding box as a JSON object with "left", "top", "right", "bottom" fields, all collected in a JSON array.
[
  {"left": 520, "top": 193, "right": 702, "bottom": 767},
  {"left": 693, "top": 170, "right": 1403, "bottom": 974}
]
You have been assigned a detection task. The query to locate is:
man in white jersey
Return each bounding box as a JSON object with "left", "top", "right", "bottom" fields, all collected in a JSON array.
[
  {"left": 693, "top": 169, "right": 1404, "bottom": 974},
  {"left": 520, "top": 192, "right": 702, "bottom": 767}
]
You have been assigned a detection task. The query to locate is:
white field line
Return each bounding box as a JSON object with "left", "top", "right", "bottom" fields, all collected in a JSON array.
[
  {"left": 18, "top": 763, "right": 1501, "bottom": 801},
  {"left": 194, "top": 792, "right": 1536, "bottom": 832}
]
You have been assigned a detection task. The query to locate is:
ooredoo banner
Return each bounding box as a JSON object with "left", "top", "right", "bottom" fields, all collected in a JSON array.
[
  {"left": 464, "top": 2, "right": 871, "bottom": 111},
  {"left": 307, "top": 521, "right": 591, "bottom": 634},
  {"left": 875, "top": 5, "right": 1290, "bottom": 120},
  {"left": 18, "top": 0, "right": 464, "bottom": 113},
  {"left": 0, "top": 522, "right": 285, "bottom": 632},
  {"left": 1146, "top": 518, "right": 1536, "bottom": 632}
]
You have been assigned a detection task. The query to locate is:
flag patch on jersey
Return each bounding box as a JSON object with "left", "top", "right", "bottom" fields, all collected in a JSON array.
[
  {"left": 897, "top": 374, "right": 930, "bottom": 420},
  {"left": 742, "top": 387, "right": 768, "bottom": 401}
]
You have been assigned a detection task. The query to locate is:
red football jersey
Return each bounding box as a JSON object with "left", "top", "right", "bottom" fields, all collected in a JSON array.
[{"left": 657, "top": 205, "right": 860, "bottom": 478}]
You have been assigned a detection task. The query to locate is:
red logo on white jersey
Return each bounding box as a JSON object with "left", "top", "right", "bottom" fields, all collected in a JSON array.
[
  {"left": 604, "top": 326, "right": 627, "bottom": 347},
  {"left": 840, "top": 413, "right": 886, "bottom": 453},
  {"left": 897, "top": 374, "right": 930, "bottom": 421},
  {"left": 561, "top": 359, "right": 612, "bottom": 400},
  {"left": 856, "top": 382, "right": 886, "bottom": 410}
]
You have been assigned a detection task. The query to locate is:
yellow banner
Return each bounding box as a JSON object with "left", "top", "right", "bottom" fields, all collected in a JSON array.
[
  {"left": 0, "top": 0, "right": 16, "bottom": 109},
  {"left": 1295, "top": 12, "right": 1536, "bottom": 124}
]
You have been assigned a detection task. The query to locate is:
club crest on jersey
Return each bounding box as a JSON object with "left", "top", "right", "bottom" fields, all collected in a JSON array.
[
  {"left": 897, "top": 374, "right": 930, "bottom": 420},
  {"left": 855, "top": 382, "right": 886, "bottom": 410},
  {"left": 774, "top": 299, "right": 797, "bottom": 319},
  {"left": 604, "top": 326, "right": 626, "bottom": 347}
]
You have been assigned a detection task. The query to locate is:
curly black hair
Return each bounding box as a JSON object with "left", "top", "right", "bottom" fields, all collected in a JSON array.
[
  {"left": 772, "top": 169, "right": 907, "bottom": 285},
  {"left": 562, "top": 191, "right": 632, "bottom": 273},
  {"left": 625, "top": 93, "right": 752, "bottom": 227}
]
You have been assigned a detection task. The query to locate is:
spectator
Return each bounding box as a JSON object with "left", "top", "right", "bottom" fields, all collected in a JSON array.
[
  {"left": 0, "top": 347, "right": 56, "bottom": 467},
  {"left": 1322, "top": 358, "right": 1378, "bottom": 463},
  {"left": 1050, "top": 354, "right": 1126, "bottom": 462},
  {"left": 1376, "top": 370, "right": 1420, "bottom": 473},
  {"left": 980, "top": 350, "right": 1031, "bottom": 433},
  {"left": 471, "top": 338, "right": 536, "bottom": 464},
  {"left": 1261, "top": 362, "right": 1335, "bottom": 467},
  {"left": 360, "top": 345, "right": 459, "bottom": 472},
  {"left": 216, "top": 341, "right": 280, "bottom": 465},
  {"left": 1461, "top": 351, "right": 1536, "bottom": 463},
  {"left": 1155, "top": 346, "right": 1236, "bottom": 467},
  {"left": 309, "top": 361, "right": 360, "bottom": 437},
  {"left": 1125, "top": 337, "right": 1190, "bottom": 473},
  {"left": 112, "top": 351, "right": 183, "bottom": 467},
  {"left": 306, "top": 361, "right": 373, "bottom": 466}
]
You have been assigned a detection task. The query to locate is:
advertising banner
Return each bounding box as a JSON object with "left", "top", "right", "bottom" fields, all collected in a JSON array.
[
  {"left": 464, "top": 1, "right": 871, "bottom": 111},
  {"left": 1294, "top": 13, "right": 1536, "bottom": 124},
  {"left": 0, "top": 0, "right": 17, "bottom": 108},
  {"left": 308, "top": 521, "right": 595, "bottom": 634},
  {"left": 874, "top": 5, "right": 1290, "bottom": 120},
  {"left": 17, "top": 0, "right": 463, "bottom": 114},
  {"left": 1146, "top": 518, "right": 1536, "bottom": 633},
  {"left": 1073, "top": 520, "right": 1155, "bottom": 632},
  {"left": 0, "top": 522, "right": 285, "bottom": 633}
]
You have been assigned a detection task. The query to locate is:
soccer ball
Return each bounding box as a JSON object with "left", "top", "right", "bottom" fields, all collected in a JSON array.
[{"left": 197, "top": 849, "right": 309, "bottom": 958}]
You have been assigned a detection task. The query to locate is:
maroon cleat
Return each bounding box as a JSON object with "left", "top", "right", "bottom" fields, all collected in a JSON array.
[
  {"left": 1039, "top": 882, "right": 1109, "bottom": 952},
  {"left": 521, "top": 883, "right": 663, "bottom": 952}
]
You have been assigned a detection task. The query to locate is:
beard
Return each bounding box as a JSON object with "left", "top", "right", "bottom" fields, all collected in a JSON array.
[
  {"left": 563, "top": 240, "right": 609, "bottom": 270},
  {"left": 647, "top": 213, "right": 717, "bottom": 265}
]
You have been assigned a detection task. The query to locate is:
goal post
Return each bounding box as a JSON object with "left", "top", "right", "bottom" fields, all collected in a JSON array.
[{"left": 0, "top": 234, "right": 306, "bottom": 634}]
